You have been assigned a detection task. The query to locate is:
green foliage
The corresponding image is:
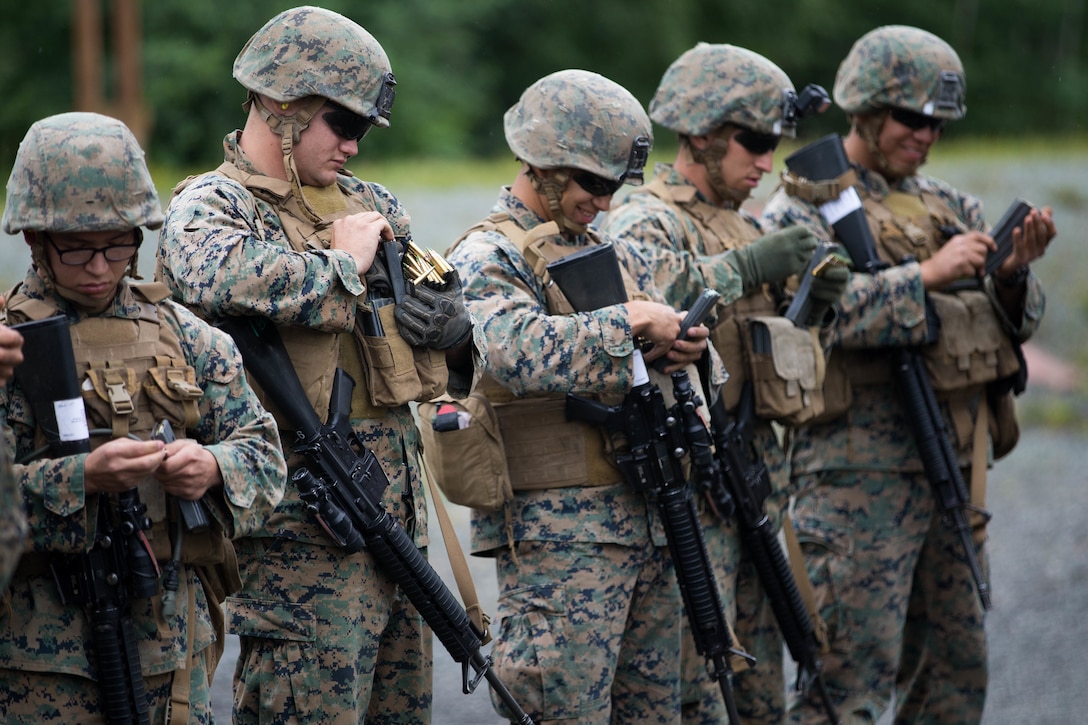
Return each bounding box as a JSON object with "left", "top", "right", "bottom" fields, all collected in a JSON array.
[{"left": 1, "top": 0, "right": 1087, "bottom": 171}]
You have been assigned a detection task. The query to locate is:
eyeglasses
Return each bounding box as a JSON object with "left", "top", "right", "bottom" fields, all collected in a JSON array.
[
  {"left": 44, "top": 232, "right": 140, "bottom": 266},
  {"left": 322, "top": 102, "right": 373, "bottom": 142},
  {"left": 733, "top": 128, "right": 781, "bottom": 155},
  {"left": 571, "top": 171, "right": 623, "bottom": 197},
  {"left": 889, "top": 108, "right": 946, "bottom": 133}
]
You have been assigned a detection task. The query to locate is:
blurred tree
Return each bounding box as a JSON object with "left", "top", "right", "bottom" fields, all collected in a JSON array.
[{"left": 1, "top": 0, "right": 1085, "bottom": 173}]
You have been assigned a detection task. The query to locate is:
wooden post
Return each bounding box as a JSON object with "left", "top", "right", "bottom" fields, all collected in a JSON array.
[
  {"left": 112, "top": 0, "right": 150, "bottom": 143},
  {"left": 72, "top": 0, "right": 104, "bottom": 114},
  {"left": 70, "top": 0, "right": 151, "bottom": 145}
]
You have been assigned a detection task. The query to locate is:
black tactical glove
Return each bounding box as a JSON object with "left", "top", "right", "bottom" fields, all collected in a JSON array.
[
  {"left": 394, "top": 271, "right": 473, "bottom": 350},
  {"left": 726, "top": 226, "right": 819, "bottom": 292},
  {"left": 364, "top": 252, "right": 396, "bottom": 299},
  {"left": 807, "top": 261, "right": 851, "bottom": 325}
]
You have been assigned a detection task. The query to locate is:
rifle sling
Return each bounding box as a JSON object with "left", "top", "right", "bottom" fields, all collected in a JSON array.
[
  {"left": 782, "top": 512, "right": 830, "bottom": 652},
  {"left": 970, "top": 398, "right": 990, "bottom": 547},
  {"left": 421, "top": 454, "right": 492, "bottom": 643}
]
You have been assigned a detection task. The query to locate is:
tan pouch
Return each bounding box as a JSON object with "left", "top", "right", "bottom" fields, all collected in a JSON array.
[
  {"left": 419, "top": 392, "right": 513, "bottom": 511},
  {"left": 82, "top": 366, "right": 140, "bottom": 433},
  {"left": 360, "top": 304, "right": 451, "bottom": 406},
  {"left": 745, "top": 316, "right": 826, "bottom": 426},
  {"left": 145, "top": 362, "right": 204, "bottom": 429},
  {"left": 923, "top": 291, "right": 1021, "bottom": 393},
  {"left": 360, "top": 303, "right": 424, "bottom": 406},
  {"left": 413, "top": 345, "right": 450, "bottom": 403}
]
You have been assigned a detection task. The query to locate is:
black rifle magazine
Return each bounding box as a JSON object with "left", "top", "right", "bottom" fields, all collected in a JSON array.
[{"left": 985, "top": 198, "right": 1034, "bottom": 277}]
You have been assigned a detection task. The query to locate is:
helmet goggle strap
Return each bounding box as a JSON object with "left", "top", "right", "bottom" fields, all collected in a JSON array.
[{"left": 689, "top": 127, "right": 744, "bottom": 208}]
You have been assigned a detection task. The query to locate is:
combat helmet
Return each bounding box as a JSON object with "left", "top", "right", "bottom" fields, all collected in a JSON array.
[
  {"left": 504, "top": 69, "right": 651, "bottom": 234},
  {"left": 505, "top": 69, "right": 652, "bottom": 186},
  {"left": 834, "top": 25, "right": 966, "bottom": 120},
  {"left": 234, "top": 5, "right": 396, "bottom": 131},
  {"left": 650, "top": 43, "right": 800, "bottom": 138},
  {"left": 3, "top": 111, "right": 163, "bottom": 234},
  {"left": 234, "top": 7, "right": 395, "bottom": 221}
]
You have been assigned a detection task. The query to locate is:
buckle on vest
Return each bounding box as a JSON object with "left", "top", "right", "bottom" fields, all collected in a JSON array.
[
  {"left": 165, "top": 369, "right": 203, "bottom": 399},
  {"left": 104, "top": 374, "right": 134, "bottom": 415}
]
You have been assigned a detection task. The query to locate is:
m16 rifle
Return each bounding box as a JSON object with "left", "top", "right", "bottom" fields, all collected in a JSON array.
[
  {"left": 218, "top": 316, "right": 535, "bottom": 725},
  {"left": 12, "top": 314, "right": 156, "bottom": 725},
  {"left": 548, "top": 243, "right": 747, "bottom": 724},
  {"left": 709, "top": 380, "right": 840, "bottom": 724},
  {"left": 783, "top": 133, "right": 992, "bottom": 611}
]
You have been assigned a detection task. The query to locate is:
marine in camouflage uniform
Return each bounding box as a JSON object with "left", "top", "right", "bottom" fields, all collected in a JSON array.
[
  {"left": 155, "top": 8, "right": 482, "bottom": 725},
  {"left": 0, "top": 325, "right": 27, "bottom": 592},
  {"left": 760, "top": 26, "right": 1056, "bottom": 724},
  {"left": 445, "top": 69, "right": 722, "bottom": 724},
  {"left": 0, "top": 112, "right": 286, "bottom": 723},
  {"left": 602, "top": 44, "right": 849, "bottom": 725}
]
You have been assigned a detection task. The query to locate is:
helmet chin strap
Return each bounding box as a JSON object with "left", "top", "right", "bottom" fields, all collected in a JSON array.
[
  {"left": 856, "top": 110, "right": 916, "bottom": 181},
  {"left": 246, "top": 92, "right": 328, "bottom": 223},
  {"left": 529, "top": 168, "right": 583, "bottom": 236},
  {"left": 689, "top": 130, "right": 745, "bottom": 208}
]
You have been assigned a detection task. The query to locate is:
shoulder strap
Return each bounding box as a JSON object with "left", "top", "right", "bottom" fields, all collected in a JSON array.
[
  {"left": 782, "top": 512, "right": 830, "bottom": 653},
  {"left": 3, "top": 281, "right": 60, "bottom": 324},
  {"left": 420, "top": 455, "right": 492, "bottom": 642},
  {"left": 131, "top": 281, "right": 173, "bottom": 305}
]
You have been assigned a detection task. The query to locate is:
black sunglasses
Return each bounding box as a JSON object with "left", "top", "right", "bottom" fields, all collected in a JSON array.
[
  {"left": 571, "top": 171, "right": 623, "bottom": 197},
  {"left": 889, "top": 108, "right": 946, "bottom": 133},
  {"left": 733, "top": 128, "right": 781, "bottom": 156},
  {"left": 322, "top": 103, "right": 373, "bottom": 142}
]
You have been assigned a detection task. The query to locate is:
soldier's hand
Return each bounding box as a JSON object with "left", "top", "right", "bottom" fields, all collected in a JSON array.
[
  {"left": 727, "top": 226, "right": 818, "bottom": 292},
  {"left": 658, "top": 321, "right": 710, "bottom": 373},
  {"left": 997, "top": 206, "right": 1055, "bottom": 278},
  {"left": 84, "top": 437, "right": 166, "bottom": 494},
  {"left": 394, "top": 271, "right": 473, "bottom": 350},
  {"left": 626, "top": 300, "right": 708, "bottom": 366},
  {"left": 155, "top": 438, "right": 223, "bottom": 500},
  {"left": 331, "top": 211, "right": 393, "bottom": 274},
  {"left": 807, "top": 262, "right": 852, "bottom": 325},
  {"left": 923, "top": 231, "right": 993, "bottom": 290},
  {"left": 0, "top": 308, "right": 24, "bottom": 385}
]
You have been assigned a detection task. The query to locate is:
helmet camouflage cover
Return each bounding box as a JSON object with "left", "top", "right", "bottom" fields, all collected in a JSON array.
[
  {"left": 650, "top": 43, "right": 798, "bottom": 137},
  {"left": 2, "top": 111, "right": 163, "bottom": 234},
  {"left": 834, "top": 25, "right": 966, "bottom": 119},
  {"left": 504, "top": 69, "right": 653, "bottom": 184},
  {"left": 234, "top": 5, "right": 396, "bottom": 128}
]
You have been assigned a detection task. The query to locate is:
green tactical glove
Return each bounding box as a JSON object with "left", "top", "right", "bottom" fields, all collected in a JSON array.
[
  {"left": 807, "top": 260, "right": 852, "bottom": 325},
  {"left": 727, "top": 226, "right": 818, "bottom": 292},
  {"left": 394, "top": 271, "right": 473, "bottom": 350}
]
